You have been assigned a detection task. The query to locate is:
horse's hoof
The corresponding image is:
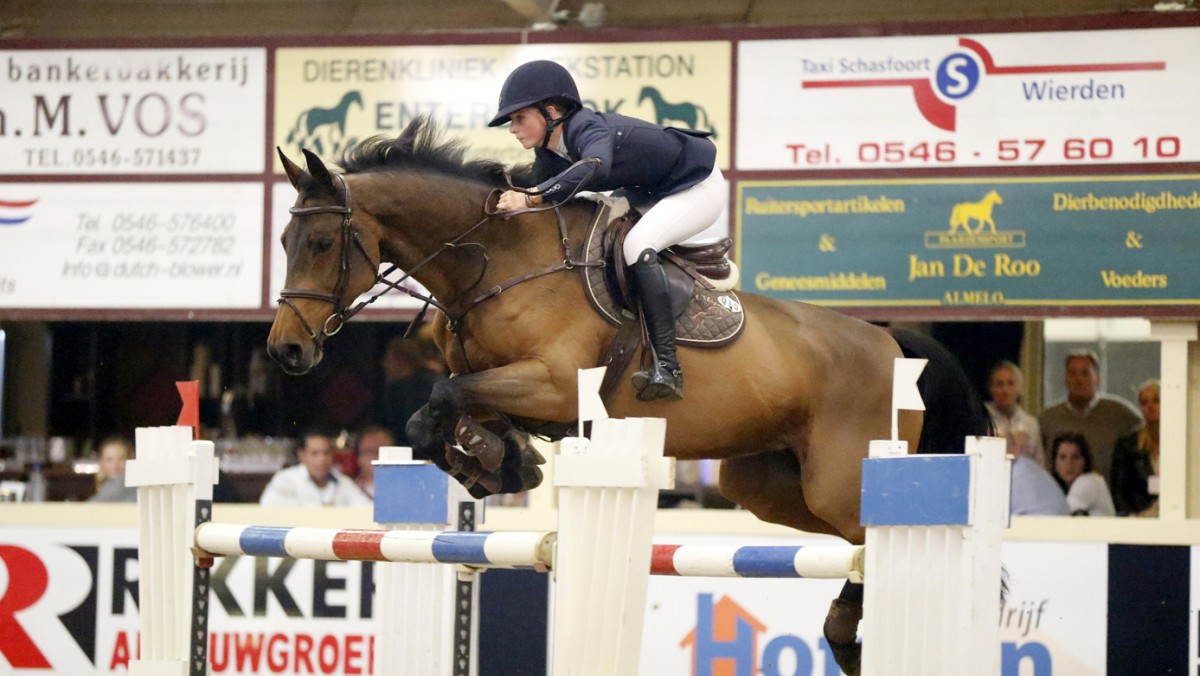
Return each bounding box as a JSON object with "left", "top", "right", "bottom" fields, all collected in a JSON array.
[
  {"left": 824, "top": 639, "right": 861, "bottom": 676},
  {"left": 823, "top": 598, "right": 863, "bottom": 676},
  {"left": 823, "top": 598, "right": 863, "bottom": 643},
  {"left": 518, "top": 464, "right": 544, "bottom": 491},
  {"left": 454, "top": 415, "right": 505, "bottom": 472}
]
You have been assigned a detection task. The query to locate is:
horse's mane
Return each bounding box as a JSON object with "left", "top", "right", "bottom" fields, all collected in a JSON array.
[{"left": 340, "top": 115, "right": 537, "bottom": 188}]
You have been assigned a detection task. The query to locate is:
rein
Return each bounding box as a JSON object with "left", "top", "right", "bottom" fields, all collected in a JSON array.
[{"left": 279, "top": 160, "right": 605, "bottom": 372}]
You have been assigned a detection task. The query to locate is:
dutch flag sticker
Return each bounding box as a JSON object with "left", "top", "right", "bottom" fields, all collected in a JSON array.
[{"left": 0, "top": 198, "right": 37, "bottom": 226}]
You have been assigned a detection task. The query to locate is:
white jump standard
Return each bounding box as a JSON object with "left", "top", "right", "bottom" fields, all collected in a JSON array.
[{"left": 128, "top": 361, "right": 1011, "bottom": 676}]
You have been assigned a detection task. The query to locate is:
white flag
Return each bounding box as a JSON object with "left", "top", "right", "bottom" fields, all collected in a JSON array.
[
  {"left": 577, "top": 367, "right": 608, "bottom": 423},
  {"left": 892, "top": 358, "right": 927, "bottom": 411}
]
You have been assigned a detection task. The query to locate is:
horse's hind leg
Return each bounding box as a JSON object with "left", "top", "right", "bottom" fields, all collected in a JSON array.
[
  {"left": 718, "top": 450, "right": 864, "bottom": 675},
  {"left": 825, "top": 582, "right": 864, "bottom": 676},
  {"left": 716, "top": 450, "right": 841, "bottom": 536}
]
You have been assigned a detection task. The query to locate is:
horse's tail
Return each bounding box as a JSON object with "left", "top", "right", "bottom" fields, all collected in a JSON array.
[{"left": 888, "top": 328, "right": 993, "bottom": 455}]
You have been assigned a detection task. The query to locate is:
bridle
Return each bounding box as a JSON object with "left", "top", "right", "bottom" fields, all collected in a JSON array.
[
  {"left": 277, "top": 174, "right": 379, "bottom": 346},
  {"left": 277, "top": 159, "right": 604, "bottom": 364}
]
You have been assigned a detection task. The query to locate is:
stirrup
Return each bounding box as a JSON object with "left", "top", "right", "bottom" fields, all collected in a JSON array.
[{"left": 632, "top": 361, "right": 683, "bottom": 401}]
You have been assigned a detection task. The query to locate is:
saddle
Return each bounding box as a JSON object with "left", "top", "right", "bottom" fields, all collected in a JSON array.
[{"left": 578, "top": 197, "right": 746, "bottom": 399}]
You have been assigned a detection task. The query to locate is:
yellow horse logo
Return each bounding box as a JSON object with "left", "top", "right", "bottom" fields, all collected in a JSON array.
[{"left": 949, "top": 190, "right": 1003, "bottom": 234}]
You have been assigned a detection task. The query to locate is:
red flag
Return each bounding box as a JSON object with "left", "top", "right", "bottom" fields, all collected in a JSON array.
[{"left": 176, "top": 381, "right": 200, "bottom": 440}]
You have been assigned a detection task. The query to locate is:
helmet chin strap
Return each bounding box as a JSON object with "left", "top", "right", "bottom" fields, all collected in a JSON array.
[{"left": 537, "top": 102, "right": 574, "bottom": 149}]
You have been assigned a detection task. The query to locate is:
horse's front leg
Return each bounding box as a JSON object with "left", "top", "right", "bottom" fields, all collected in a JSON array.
[
  {"left": 428, "top": 358, "right": 576, "bottom": 423},
  {"left": 410, "top": 359, "right": 571, "bottom": 497}
]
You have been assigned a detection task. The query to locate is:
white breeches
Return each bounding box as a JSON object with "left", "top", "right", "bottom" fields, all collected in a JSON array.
[{"left": 622, "top": 166, "right": 727, "bottom": 262}]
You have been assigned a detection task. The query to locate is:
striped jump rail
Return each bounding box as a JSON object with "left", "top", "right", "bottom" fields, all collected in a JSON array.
[
  {"left": 651, "top": 543, "right": 864, "bottom": 581},
  {"left": 194, "top": 524, "right": 556, "bottom": 571},
  {"left": 194, "top": 523, "right": 864, "bottom": 581}
]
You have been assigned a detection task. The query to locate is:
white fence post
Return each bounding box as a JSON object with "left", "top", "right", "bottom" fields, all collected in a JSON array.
[
  {"left": 126, "top": 426, "right": 218, "bottom": 676},
  {"left": 372, "top": 446, "right": 483, "bottom": 676},
  {"left": 860, "top": 435, "right": 1011, "bottom": 676},
  {"left": 552, "top": 417, "right": 669, "bottom": 676}
]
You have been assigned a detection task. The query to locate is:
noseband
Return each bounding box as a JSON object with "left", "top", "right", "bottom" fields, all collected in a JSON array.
[{"left": 277, "top": 174, "right": 379, "bottom": 347}]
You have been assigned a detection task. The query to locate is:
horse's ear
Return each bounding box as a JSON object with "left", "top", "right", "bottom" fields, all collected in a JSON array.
[
  {"left": 301, "top": 148, "right": 338, "bottom": 196},
  {"left": 277, "top": 147, "right": 307, "bottom": 191}
]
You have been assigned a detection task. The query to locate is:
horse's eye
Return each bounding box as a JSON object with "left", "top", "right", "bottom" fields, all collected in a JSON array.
[{"left": 314, "top": 239, "right": 334, "bottom": 254}]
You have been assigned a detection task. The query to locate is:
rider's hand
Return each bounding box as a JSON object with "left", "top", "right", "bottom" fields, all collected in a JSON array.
[{"left": 497, "top": 190, "right": 541, "bottom": 213}]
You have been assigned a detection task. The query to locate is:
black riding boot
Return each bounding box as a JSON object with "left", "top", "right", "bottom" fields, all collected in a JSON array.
[{"left": 629, "top": 249, "right": 683, "bottom": 401}]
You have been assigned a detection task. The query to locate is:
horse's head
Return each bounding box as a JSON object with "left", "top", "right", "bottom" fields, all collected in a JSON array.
[{"left": 268, "top": 147, "right": 383, "bottom": 375}]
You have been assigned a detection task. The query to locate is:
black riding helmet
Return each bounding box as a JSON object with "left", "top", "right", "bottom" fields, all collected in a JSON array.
[{"left": 488, "top": 60, "right": 582, "bottom": 147}]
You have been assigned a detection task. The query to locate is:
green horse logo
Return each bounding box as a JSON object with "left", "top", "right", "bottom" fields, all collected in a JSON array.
[
  {"left": 285, "top": 90, "right": 364, "bottom": 157},
  {"left": 638, "top": 86, "right": 718, "bottom": 138}
]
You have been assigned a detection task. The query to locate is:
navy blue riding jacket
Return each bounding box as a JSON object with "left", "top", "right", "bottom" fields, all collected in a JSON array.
[{"left": 529, "top": 108, "right": 716, "bottom": 205}]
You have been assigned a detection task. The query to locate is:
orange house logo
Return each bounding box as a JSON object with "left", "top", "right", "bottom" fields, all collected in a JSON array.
[{"left": 680, "top": 594, "right": 767, "bottom": 676}]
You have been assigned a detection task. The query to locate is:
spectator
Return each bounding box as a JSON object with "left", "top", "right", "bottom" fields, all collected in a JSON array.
[
  {"left": 1111, "top": 379, "right": 1161, "bottom": 517},
  {"left": 90, "top": 436, "right": 138, "bottom": 503},
  {"left": 1049, "top": 433, "right": 1116, "bottom": 517},
  {"left": 1010, "top": 453, "right": 1071, "bottom": 516},
  {"left": 259, "top": 430, "right": 370, "bottom": 507},
  {"left": 984, "top": 360, "right": 1044, "bottom": 467},
  {"left": 354, "top": 425, "right": 395, "bottom": 499},
  {"left": 1038, "top": 350, "right": 1142, "bottom": 481},
  {"left": 378, "top": 335, "right": 444, "bottom": 445}
]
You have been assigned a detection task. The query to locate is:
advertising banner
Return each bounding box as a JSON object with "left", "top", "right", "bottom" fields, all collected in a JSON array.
[
  {"left": 0, "top": 183, "right": 263, "bottom": 309},
  {"left": 0, "top": 527, "right": 1159, "bottom": 675},
  {"left": 737, "top": 28, "right": 1200, "bottom": 170},
  {"left": 639, "top": 537, "right": 1109, "bottom": 676},
  {"left": 736, "top": 175, "right": 1200, "bottom": 313},
  {"left": 274, "top": 41, "right": 731, "bottom": 172},
  {"left": 0, "top": 527, "right": 376, "bottom": 675},
  {"left": 0, "top": 49, "right": 267, "bottom": 175}
]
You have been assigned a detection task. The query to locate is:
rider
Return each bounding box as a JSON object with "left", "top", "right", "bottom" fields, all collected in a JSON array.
[{"left": 490, "top": 60, "right": 726, "bottom": 402}]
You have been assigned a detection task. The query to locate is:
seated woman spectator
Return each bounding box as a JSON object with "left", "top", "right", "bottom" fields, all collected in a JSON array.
[
  {"left": 1050, "top": 433, "right": 1116, "bottom": 517},
  {"left": 1111, "top": 379, "right": 1160, "bottom": 517},
  {"left": 90, "top": 436, "right": 138, "bottom": 503}
]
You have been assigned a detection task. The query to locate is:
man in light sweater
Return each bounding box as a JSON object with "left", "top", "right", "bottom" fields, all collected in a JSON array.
[{"left": 1038, "top": 350, "right": 1142, "bottom": 483}]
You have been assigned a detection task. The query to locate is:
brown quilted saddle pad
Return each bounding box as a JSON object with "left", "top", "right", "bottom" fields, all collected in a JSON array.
[{"left": 579, "top": 200, "right": 745, "bottom": 348}]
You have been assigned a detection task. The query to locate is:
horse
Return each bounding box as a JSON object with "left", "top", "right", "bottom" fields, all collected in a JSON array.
[
  {"left": 638, "top": 86, "right": 718, "bottom": 137},
  {"left": 268, "top": 116, "right": 991, "bottom": 675},
  {"left": 285, "top": 90, "right": 364, "bottom": 156},
  {"left": 949, "top": 189, "right": 1004, "bottom": 234}
]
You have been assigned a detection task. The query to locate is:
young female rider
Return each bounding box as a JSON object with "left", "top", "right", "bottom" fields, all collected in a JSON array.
[{"left": 491, "top": 60, "right": 726, "bottom": 402}]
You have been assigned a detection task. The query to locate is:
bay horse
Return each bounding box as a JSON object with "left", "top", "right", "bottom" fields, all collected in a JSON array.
[{"left": 268, "top": 116, "right": 990, "bottom": 674}]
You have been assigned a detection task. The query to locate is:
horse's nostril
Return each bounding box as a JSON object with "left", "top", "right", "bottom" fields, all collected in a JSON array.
[{"left": 283, "top": 343, "right": 304, "bottom": 367}]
